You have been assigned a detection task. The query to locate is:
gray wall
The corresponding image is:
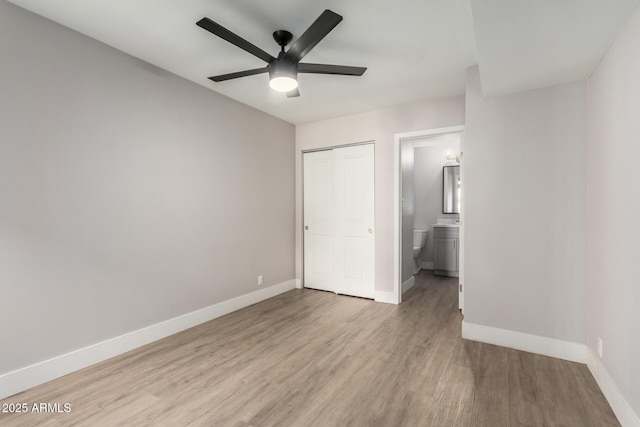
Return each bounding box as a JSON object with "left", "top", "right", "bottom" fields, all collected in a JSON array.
[
  {"left": 400, "top": 141, "right": 415, "bottom": 283},
  {"left": 588, "top": 3, "right": 640, "bottom": 416},
  {"left": 0, "top": 1, "right": 295, "bottom": 375},
  {"left": 464, "top": 66, "right": 588, "bottom": 343},
  {"left": 295, "top": 97, "right": 466, "bottom": 294}
]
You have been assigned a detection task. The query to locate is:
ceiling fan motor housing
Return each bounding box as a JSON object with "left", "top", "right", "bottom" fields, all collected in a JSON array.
[{"left": 268, "top": 58, "right": 298, "bottom": 81}]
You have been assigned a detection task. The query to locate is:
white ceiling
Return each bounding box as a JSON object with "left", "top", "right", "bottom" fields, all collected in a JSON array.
[
  {"left": 471, "top": 0, "right": 640, "bottom": 97},
  {"left": 7, "top": 0, "right": 640, "bottom": 124}
]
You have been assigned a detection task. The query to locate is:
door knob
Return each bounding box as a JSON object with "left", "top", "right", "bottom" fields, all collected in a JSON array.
[
  {"left": 305, "top": 226, "right": 309, "bottom": 230},
  {"left": 368, "top": 228, "right": 373, "bottom": 234}
]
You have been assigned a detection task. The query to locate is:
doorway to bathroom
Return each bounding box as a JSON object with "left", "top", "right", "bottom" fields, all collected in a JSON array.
[{"left": 393, "top": 126, "right": 465, "bottom": 309}]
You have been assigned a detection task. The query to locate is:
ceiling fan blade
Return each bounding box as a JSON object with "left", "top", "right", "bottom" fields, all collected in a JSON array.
[
  {"left": 298, "top": 63, "right": 367, "bottom": 76},
  {"left": 286, "top": 88, "right": 300, "bottom": 98},
  {"left": 208, "top": 67, "right": 268, "bottom": 82},
  {"left": 197, "top": 18, "right": 275, "bottom": 63},
  {"left": 283, "top": 10, "right": 342, "bottom": 63}
]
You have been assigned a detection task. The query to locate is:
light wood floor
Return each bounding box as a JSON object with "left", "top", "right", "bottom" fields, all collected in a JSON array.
[{"left": 1, "top": 271, "right": 619, "bottom": 426}]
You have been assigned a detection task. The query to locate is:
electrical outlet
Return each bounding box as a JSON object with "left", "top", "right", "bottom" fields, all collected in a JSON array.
[
  {"left": 257, "top": 275, "right": 263, "bottom": 286},
  {"left": 597, "top": 337, "right": 603, "bottom": 358}
]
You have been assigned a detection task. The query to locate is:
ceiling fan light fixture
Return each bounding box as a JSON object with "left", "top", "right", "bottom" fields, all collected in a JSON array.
[
  {"left": 268, "top": 60, "right": 298, "bottom": 92},
  {"left": 269, "top": 76, "right": 298, "bottom": 92}
]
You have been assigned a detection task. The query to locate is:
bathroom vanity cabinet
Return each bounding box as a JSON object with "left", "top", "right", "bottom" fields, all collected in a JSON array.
[{"left": 433, "top": 225, "right": 459, "bottom": 277}]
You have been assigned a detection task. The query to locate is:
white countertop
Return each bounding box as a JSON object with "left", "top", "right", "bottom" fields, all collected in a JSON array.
[{"left": 432, "top": 223, "right": 461, "bottom": 228}]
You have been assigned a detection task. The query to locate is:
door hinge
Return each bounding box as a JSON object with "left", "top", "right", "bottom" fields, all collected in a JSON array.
[{"left": 459, "top": 284, "right": 463, "bottom": 292}]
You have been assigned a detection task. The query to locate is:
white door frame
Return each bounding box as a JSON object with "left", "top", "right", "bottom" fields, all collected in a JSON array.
[{"left": 393, "top": 125, "right": 465, "bottom": 304}]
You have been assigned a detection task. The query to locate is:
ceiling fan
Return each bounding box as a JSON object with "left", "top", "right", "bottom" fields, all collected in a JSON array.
[{"left": 196, "top": 10, "right": 367, "bottom": 98}]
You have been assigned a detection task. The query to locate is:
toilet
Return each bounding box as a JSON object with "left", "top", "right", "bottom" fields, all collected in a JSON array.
[{"left": 413, "top": 229, "right": 429, "bottom": 274}]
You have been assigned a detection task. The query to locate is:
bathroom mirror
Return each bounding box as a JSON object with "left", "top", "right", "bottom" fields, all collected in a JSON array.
[{"left": 443, "top": 165, "right": 461, "bottom": 214}]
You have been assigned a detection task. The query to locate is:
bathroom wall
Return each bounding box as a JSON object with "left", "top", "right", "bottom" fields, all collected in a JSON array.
[
  {"left": 401, "top": 142, "right": 415, "bottom": 283},
  {"left": 588, "top": 2, "right": 640, "bottom": 418},
  {"left": 0, "top": 1, "right": 295, "bottom": 376},
  {"left": 413, "top": 137, "right": 461, "bottom": 268}
]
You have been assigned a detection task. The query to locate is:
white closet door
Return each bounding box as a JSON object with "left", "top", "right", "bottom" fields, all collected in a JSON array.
[
  {"left": 333, "top": 144, "right": 375, "bottom": 298},
  {"left": 303, "top": 144, "right": 375, "bottom": 299},
  {"left": 303, "top": 150, "right": 334, "bottom": 292}
]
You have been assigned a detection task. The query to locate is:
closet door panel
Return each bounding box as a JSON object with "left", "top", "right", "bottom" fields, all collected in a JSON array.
[
  {"left": 334, "top": 144, "right": 375, "bottom": 299},
  {"left": 303, "top": 150, "right": 334, "bottom": 292}
]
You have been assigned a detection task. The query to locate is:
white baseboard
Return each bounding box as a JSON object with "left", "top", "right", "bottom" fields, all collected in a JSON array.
[
  {"left": 461, "top": 321, "right": 587, "bottom": 363},
  {"left": 295, "top": 278, "right": 302, "bottom": 289},
  {"left": 586, "top": 348, "right": 640, "bottom": 427},
  {"left": 0, "top": 279, "right": 297, "bottom": 400},
  {"left": 402, "top": 276, "right": 415, "bottom": 294},
  {"left": 375, "top": 290, "right": 399, "bottom": 305}
]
